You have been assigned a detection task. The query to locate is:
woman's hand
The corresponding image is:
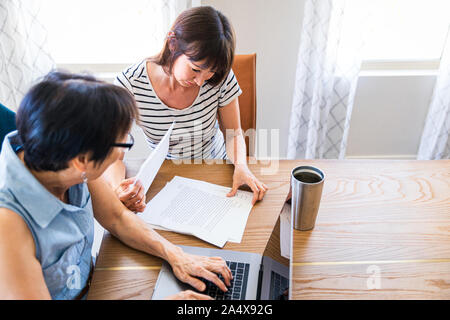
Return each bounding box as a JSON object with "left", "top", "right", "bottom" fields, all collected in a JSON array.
[
  {"left": 114, "top": 177, "right": 146, "bottom": 212},
  {"left": 168, "top": 249, "right": 232, "bottom": 293},
  {"left": 227, "top": 165, "right": 268, "bottom": 205},
  {"left": 164, "top": 290, "right": 213, "bottom": 300}
]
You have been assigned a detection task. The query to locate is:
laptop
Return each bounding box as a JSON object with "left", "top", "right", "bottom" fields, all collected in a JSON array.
[{"left": 152, "top": 245, "right": 289, "bottom": 300}]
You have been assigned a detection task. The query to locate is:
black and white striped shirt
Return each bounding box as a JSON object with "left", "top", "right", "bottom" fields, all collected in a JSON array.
[{"left": 115, "top": 60, "right": 242, "bottom": 159}]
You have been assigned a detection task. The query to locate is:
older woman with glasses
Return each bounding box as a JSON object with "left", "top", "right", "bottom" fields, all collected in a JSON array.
[{"left": 0, "top": 71, "right": 231, "bottom": 300}]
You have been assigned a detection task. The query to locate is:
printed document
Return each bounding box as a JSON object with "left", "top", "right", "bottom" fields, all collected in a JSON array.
[
  {"left": 135, "top": 122, "right": 175, "bottom": 194},
  {"left": 138, "top": 176, "right": 254, "bottom": 247}
]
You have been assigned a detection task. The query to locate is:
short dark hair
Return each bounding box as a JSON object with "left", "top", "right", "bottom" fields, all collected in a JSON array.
[
  {"left": 16, "top": 71, "right": 139, "bottom": 172},
  {"left": 150, "top": 6, "right": 236, "bottom": 87}
]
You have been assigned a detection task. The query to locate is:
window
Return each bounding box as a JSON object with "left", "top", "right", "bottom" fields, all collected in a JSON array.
[
  {"left": 360, "top": 0, "right": 449, "bottom": 62},
  {"left": 39, "top": 0, "right": 196, "bottom": 65},
  {"left": 40, "top": 1, "right": 449, "bottom": 69},
  {"left": 340, "top": 0, "right": 449, "bottom": 71}
]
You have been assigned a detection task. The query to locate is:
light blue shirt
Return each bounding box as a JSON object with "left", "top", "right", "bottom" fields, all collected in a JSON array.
[{"left": 0, "top": 131, "right": 94, "bottom": 299}]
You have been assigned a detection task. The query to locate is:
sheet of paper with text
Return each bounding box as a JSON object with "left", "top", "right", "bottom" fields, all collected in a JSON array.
[{"left": 139, "top": 176, "right": 254, "bottom": 247}]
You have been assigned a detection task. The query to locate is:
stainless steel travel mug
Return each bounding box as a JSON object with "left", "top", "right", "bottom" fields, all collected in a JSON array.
[{"left": 291, "top": 165, "right": 325, "bottom": 231}]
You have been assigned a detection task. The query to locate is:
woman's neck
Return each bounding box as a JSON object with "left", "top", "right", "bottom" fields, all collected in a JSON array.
[
  {"left": 150, "top": 61, "right": 191, "bottom": 93},
  {"left": 17, "top": 151, "right": 77, "bottom": 203}
]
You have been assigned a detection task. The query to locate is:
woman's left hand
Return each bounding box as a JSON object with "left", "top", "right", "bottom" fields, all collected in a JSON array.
[{"left": 227, "top": 165, "right": 268, "bottom": 205}]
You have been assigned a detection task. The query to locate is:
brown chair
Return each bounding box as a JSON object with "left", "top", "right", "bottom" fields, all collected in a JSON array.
[{"left": 231, "top": 53, "right": 257, "bottom": 156}]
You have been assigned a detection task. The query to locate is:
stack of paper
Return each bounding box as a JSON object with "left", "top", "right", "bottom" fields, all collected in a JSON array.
[
  {"left": 138, "top": 176, "right": 254, "bottom": 247},
  {"left": 279, "top": 202, "right": 291, "bottom": 259}
]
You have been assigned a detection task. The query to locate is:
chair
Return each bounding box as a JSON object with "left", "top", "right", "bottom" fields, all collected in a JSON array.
[
  {"left": 0, "top": 103, "right": 16, "bottom": 152},
  {"left": 231, "top": 53, "right": 257, "bottom": 157}
]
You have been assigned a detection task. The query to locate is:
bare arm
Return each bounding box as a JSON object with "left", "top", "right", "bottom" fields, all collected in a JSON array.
[
  {"left": 101, "top": 158, "right": 146, "bottom": 212},
  {"left": 88, "top": 177, "right": 232, "bottom": 292},
  {"left": 0, "top": 208, "right": 51, "bottom": 299},
  {"left": 102, "top": 158, "right": 126, "bottom": 190},
  {"left": 217, "top": 98, "right": 248, "bottom": 166},
  {"left": 88, "top": 176, "right": 179, "bottom": 260},
  {"left": 218, "top": 98, "right": 268, "bottom": 204}
]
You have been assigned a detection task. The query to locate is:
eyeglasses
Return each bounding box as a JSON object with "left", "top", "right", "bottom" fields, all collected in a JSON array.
[{"left": 111, "top": 133, "right": 134, "bottom": 152}]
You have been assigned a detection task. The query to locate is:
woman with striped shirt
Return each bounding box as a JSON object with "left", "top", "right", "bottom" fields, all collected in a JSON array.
[{"left": 105, "top": 6, "right": 268, "bottom": 211}]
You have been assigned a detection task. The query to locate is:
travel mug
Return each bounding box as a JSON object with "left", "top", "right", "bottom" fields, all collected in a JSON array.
[{"left": 290, "top": 165, "right": 325, "bottom": 231}]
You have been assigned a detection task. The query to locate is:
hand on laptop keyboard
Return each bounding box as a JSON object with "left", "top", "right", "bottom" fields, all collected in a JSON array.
[
  {"left": 169, "top": 250, "right": 232, "bottom": 293},
  {"left": 195, "top": 260, "right": 250, "bottom": 300}
]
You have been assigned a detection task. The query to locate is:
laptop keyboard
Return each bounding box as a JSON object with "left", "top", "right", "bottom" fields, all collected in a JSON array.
[
  {"left": 269, "top": 271, "right": 289, "bottom": 300},
  {"left": 198, "top": 260, "right": 250, "bottom": 300}
]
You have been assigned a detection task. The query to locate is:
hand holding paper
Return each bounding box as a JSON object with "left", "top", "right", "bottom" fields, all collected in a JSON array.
[
  {"left": 116, "top": 177, "right": 146, "bottom": 212},
  {"left": 117, "top": 121, "right": 174, "bottom": 212},
  {"left": 133, "top": 122, "right": 175, "bottom": 194},
  {"left": 127, "top": 120, "right": 255, "bottom": 247}
]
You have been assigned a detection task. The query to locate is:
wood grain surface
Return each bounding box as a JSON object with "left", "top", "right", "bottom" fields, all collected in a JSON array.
[
  {"left": 87, "top": 159, "right": 450, "bottom": 300},
  {"left": 289, "top": 160, "right": 450, "bottom": 299},
  {"left": 88, "top": 159, "right": 291, "bottom": 299}
]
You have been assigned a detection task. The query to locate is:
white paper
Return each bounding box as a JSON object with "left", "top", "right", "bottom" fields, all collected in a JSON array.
[
  {"left": 123, "top": 122, "right": 153, "bottom": 178},
  {"left": 139, "top": 176, "right": 254, "bottom": 247},
  {"left": 169, "top": 176, "right": 254, "bottom": 243},
  {"left": 135, "top": 122, "right": 175, "bottom": 194},
  {"left": 280, "top": 202, "right": 291, "bottom": 260}
]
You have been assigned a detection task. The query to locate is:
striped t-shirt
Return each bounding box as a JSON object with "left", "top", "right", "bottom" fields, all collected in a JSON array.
[{"left": 115, "top": 60, "right": 242, "bottom": 159}]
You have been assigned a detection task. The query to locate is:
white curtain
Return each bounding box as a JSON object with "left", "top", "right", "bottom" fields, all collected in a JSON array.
[
  {"left": 144, "top": 0, "right": 200, "bottom": 55},
  {"left": 287, "top": 0, "right": 369, "bottom": 159},
  {"left": 417, "top": 28, "right": 450, "bottom": 160},
  {"left": 0, "top": 0, "right": 55, "bottom": 111},
  {"left": 162, "top": 0, "right": 201, "bottom": 29}
]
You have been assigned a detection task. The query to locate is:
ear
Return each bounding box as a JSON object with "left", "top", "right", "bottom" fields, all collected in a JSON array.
[{"left": 69, "top": 153, "right": 90, "bottom": 173}]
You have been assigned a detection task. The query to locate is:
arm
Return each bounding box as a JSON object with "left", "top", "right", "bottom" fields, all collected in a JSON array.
[
  {"left": 218, "top": 98, "right": 248, "bottom": 167},
  {"left": 102, "top": 157, "right": 126, "bottom": 190},
  {"left": 0, "top": 208, "right": 51, "bottom": 299},
  {"left": 218, "top": 98, "right": 268, "bottom": 204},
  {"left": 88, "top": 177, "right": 232, "bottom": 292},
  {"left": 102, "top": 158, "right": 146, "bottom": 213},
  {"left": 89, "top": 176, "right": 180, "bottom": 261}
]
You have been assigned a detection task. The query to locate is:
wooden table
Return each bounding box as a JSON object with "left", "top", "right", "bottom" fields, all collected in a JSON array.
[
  {"left": 87, "top": 159, "right": 450, "bottom": 300},
  {"left": 290, "top": 160, "right": 450, "bottom": 299},
  {"left": 87, "top": 159, "right": 291, "bottom": 300}
]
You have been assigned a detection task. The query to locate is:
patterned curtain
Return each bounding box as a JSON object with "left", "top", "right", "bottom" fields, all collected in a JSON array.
[
  {"left": 0, "top": 0, "right": 55, "bottom": 111},
  {"left": 417, "top": 27, "right": 450, "bottom": 160},
  {"left": 287, "top": 0, "right": 368, "bottom": 159}
]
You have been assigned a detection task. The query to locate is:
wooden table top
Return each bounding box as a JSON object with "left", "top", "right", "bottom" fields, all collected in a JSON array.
[
  {"left": 289, "top": 160, "right": 450, "bottom": 299},
  {"left": 87, "top": 159, "right": 292, "bottom": 300},
  {"left": 87, "top": 159, "right": 450, "bottom": 300}
]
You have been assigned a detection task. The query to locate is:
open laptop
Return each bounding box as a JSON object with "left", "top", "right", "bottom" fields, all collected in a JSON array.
[{"left": 152, "top": 245, "right": 289, "bottom": 300}]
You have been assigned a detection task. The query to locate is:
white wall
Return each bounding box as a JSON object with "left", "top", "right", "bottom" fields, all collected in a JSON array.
[
  {"left": 347, "top": 75, "right": 435, "bottom": 159},
  {"left": 203, "top": 0, "right": 436, "bottom": 159}
]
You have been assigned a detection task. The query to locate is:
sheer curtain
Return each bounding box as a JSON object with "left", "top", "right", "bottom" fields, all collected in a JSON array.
[
  {"left": 0, "top": 0, "right": 54, "bottom": 111},
  {"left": 38, "top": 0, "right": 198, "bottom": 65},
  {"left": 287, "top": 0, "right": 369, "bottom": 159},
  {"left": 163, "top": 0, "right": 201, "bottom": 29},
  {"left": 417, "top": 28, "right": 450, "bottom": 160}
]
